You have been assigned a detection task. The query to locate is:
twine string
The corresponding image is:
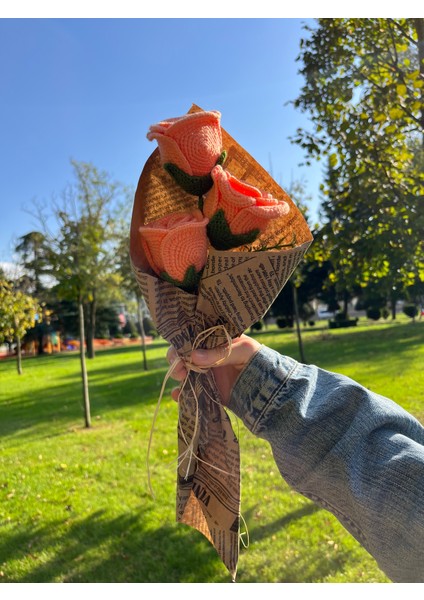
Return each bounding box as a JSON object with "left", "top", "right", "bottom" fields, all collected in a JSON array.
[
  {"left": 146, "top": 325, "right": 233, "bottom": 498},
  {"left": 146, "top": 323, "right": 250, "bottom": 555}
]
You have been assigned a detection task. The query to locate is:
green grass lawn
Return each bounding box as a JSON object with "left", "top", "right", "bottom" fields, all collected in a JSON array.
[{"left": 1, "top": 318, "right": 423, "bottom": 583}]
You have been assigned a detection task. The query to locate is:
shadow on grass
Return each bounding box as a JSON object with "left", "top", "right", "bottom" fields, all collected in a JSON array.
[
  {"left": 0, "top": 346, "right": 170, "bottom": 440},
  {"left": 2, "top": 322, "right": 423, "bottom": 440},
  {"left": 238, "top": 502, "right": 353, "bottom": 583},
  {"left": 0, "top": 508, "right": 228, "bottom": 583},
  {"left": 0, "top": 502, "right": 353, "bottom": 583},
  {"left": 261, "top": 321, "right": 424, "bottom": 371},
  {"left": 246, "top": 501, "right": 322, "bottom": 544}
]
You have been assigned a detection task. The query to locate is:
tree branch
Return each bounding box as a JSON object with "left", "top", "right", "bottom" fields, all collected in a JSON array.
[{"left": 388, "top": 18, "right": 418, "bottom": 46}]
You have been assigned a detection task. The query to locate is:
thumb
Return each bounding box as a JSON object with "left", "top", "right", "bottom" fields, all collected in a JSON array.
[
  {"left": 190, "top": 335, "right": 261, "bottom": 370},
  {"left": 190, "top": 345, "right": 229, "bottom": 367}
]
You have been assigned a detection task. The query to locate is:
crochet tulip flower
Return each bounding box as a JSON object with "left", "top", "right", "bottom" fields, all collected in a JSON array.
[
  {"left": 203, "top": 165, "right": 290, "bottom": 251},
  {"left": 147, "top": 111, "right": 226, "bottom": 196},
  {"left": 139, "top": 210, "right": 209, "bottom": 291}
]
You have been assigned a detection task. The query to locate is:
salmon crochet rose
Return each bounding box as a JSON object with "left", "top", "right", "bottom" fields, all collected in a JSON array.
[
  {"left": 147, "top": 111, "right": 226, "bottom": 196},
  {"left": 203, "top": 165, "right": 290, "bottom": 250},
  {"left": 138, "top": 210, "right": 209, "bottom": 291}
]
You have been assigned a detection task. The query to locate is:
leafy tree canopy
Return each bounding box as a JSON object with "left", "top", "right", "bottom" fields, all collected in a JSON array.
[{"left": 292, "top": 19, "right": 424, "bottom": 306}]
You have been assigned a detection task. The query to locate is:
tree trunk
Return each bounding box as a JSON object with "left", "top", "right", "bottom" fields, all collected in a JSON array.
[
  {"left": 343, "top": 291, "right": 349, "bottom": 317},
  {"left": 37, "top": 327, "right": 44, "bottom": 355},
  {"left": 137, "top": 295, "right": 148, "bottom": 371},
  {"left": 78, "top": 300, "right": 91, "bottom": 428},
  {"left": 390, "top": 294, "right": 397, "bottom": 320},
  {"left": 86, "top": 298, "right": 96, "bottom": 359},
  {"left": 292, "top": 283, "right": 306, "bottom": 364},
  {"left": 16, "top": 335, "right": 22, "bottom": 375}
]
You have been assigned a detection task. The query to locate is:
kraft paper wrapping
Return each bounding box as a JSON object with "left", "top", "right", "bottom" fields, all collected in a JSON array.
[{"left": 130, "top": 105, "right": 313, "bottom": 580}]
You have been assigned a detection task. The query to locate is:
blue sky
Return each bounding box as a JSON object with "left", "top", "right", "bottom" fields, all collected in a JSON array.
[{"left": 0, "top": 18, "right": 323, "bottom": 268}]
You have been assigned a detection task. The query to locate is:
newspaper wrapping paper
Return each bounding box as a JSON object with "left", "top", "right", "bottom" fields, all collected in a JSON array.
[{"left": 130, "top": 105, "right": 313, "bottom": 579}]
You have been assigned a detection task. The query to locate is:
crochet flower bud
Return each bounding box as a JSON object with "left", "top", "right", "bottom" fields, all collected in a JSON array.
[
  {"left": 147, "top": 111, "right": 223, "bottom": 177},
  {"left": 139, "top": 210, "right": 209, "bottom": 291},
  {"left": 203, "top": 165, "right": 290, "bottom": 250}
]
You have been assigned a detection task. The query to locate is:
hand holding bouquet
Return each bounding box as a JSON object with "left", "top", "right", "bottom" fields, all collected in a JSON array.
[{"left": 130, "top": 105, "right": 313, "bottom": 580}]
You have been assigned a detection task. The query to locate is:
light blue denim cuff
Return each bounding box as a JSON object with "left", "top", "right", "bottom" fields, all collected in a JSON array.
[{"left": 228, "top": 345, "right": 298, "bottom": 433}]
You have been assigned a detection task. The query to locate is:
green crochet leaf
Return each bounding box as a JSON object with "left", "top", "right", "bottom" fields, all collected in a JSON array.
[
  {"left": 215, "top": 150, "right": 227, "bottom": 167},
  {"left": 160, "top": 265, "right": 203, "bottom": 292},
  {"left": 207, "top": 209, "right": 260, "bottom": 251},
  {"left": 163, "top": 150, "right": 227, "bottom": 197},
  {"left": 164, "top": 164, "right": 213, "bottom": 196}
]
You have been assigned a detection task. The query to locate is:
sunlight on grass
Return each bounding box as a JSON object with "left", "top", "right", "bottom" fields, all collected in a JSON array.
[{"left": 1, "top": 320, "right": 423, "bottom": 582}]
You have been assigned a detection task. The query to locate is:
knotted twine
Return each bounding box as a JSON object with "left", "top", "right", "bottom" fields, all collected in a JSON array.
[
  {"left": 146, "top": 324, "right": 250, "bottom": 576},
  {"left": 147, "top": 325, "right": 234, "bottom": 498}
]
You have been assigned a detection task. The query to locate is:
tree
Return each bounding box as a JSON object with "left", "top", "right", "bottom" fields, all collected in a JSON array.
[
  {"left": 318, "top": 152, "right": 421, "bottom": 318},
  {"left": 292, "top": 19, "right": 424, "bottom": 310},
  {"left": 293, "top": 19, "right": 424, "bottom": 175},
  {"left": 14, "top": 231, "right": 48, "bottom": 298},
  {"left": 0, "top": 280, "right": 40, "bottom": 374},
  {"left": 269, "top": 178, "right": 319, "bottom": 362},
  {"left": 30, "top": 160, "right": 128, "bottom": 427}
]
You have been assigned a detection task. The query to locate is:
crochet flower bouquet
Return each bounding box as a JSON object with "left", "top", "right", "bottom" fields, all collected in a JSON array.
[{"left": 130, "top": 106, "right": 313, "bottom": 580}]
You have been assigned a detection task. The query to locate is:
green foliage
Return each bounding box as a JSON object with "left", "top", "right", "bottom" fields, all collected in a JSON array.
[
  {"left": 276, "top": 316, "right": 294, "bottom": 329},
  {"left": 122, "top": 318, "right": 139, "bottom": 338},
  {"left": 0, "top": 280, "right": 40, "bottom": 344},
  {"left": 14, "top": 231, "right": 49, "bottom": 298},
  {"left": 403, "top": 303, "right": 419, "bottom": 318},
  {"left": 0, "top": 280, "right": 41, "bottom": 374},
  {"left": 250, "top": 320, "right": 263, "bottom": 331},
  {"left": 329, "top": 318, "right": 358, "bottom": 329},
  {"left": 94, "top": 304, "right": 122, "bottom": 339},
  {"left": 293, "top": 19, "right": 424, "bottom": 180},
  {"left": 25, "top": 160, "right": 130, "bottom": 359},
  {"left": 366, "top": 307, "right": 381, "bottom": 321},
  {"left": 44, "top": 161, "right": 126, "bottom": 306},
  {"left": 292, "top": 19, "right": 424, "bottom": 303},
  {"left": 276, "top": 317, "right": 287, "bottom": 329}
]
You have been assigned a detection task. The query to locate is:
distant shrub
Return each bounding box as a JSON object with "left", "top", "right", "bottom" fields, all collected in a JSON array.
[
  {"left": 381, "top": 307, "right": 390, "bottom": 320},
  {"left": 366, "top": 307, "right": 381, "bottom": 321},
  {"left": 276, "top": 317, "right": 287, "bottom": 329},
  {"left": 329, "top": 317, "right": 358, "bottom": 329},
  {"left": 403, "top": 304, "right": 418, "bottom": 319},
  {"left": 123, "top": 319, "right": 138, "bottom": 337},
  {"left": 334, "top": 311, "right": 347, "bottom": 322},
  {"left": 251, "top": 321, "right": 263, "bottom": 331}
]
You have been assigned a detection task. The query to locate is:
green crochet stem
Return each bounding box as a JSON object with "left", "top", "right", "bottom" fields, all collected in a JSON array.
[
  {"left": 207, "top": 209, "right": 260, "bottom": 251},
  {"left": 164, "top": 150, "right": 227, "bottom": 197},
  {"left": 160, "top": 265, "right": 203, "bottom": 292}
]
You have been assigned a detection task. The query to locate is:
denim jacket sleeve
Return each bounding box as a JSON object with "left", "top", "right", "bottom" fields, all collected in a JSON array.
[{"left": 228, "top": 345, "right": 424, "bottom": 583}]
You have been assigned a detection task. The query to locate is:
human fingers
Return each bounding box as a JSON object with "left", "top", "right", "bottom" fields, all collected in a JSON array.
[
  {"left": 171, "top": 386, "right": 181, "bottom": 402},
  {"left": 166, "top": 346, "right": 187, "bottom": 382},
  {"left": 190, "top": 334, "right": 261, "bottom": 372}
]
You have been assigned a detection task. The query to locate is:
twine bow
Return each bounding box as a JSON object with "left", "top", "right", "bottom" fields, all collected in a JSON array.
[{"left": 146, "top": 325, "right": 233, "bottom": 498}]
